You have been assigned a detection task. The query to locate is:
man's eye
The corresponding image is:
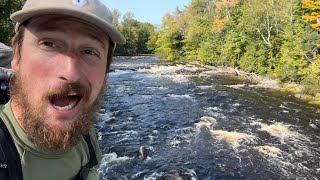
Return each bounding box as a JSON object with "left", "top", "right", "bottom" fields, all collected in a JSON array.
[
  {"left": 80, "top": 48, "right": 101, "bottom": 63},
  {"left": 82, "top": 49, "right": 99, "bottom": 57},
  {"left": 40, "top": 41, "right": 59, "bottom": 49}
]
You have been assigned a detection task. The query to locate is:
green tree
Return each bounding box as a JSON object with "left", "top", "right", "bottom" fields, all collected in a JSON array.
[
  {"left": 183, "top": 0, "right": 214, "bottom": 61},
  {"left": 155, "top": 12, "right": 185, "bottom": 61},
  {"left": 136, "top": 22, "right": 154, "bottom": 54},
  {"left": 302, "top": 58, "right": 320, "bottom": 95},
  {"left": 220, "top": 30, "right": 248, "bottom": 67},
  {"left": 147, "top": 30, "right": 158, "bottom": 53},
  {"left": 239, "top": 40, "right": 272, "bottom": 74},
  {"left": 0, "top": 0, "right": 25, "bottom": 44},
  {"left": 114, "top": 11, "right": 156, "bottom": 55},
  {"left": 239, "top": 0, "right": 289, "bottom": 48},
  {"left": 198, "top": 35, "right": 223, "bottom": 65},
  {"left": 274, "top": 0, "right": 309, "bottom": 82}
]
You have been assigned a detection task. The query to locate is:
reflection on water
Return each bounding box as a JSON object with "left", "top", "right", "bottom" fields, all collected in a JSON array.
[{"left": 96, "top": 57, "right": 320, "bottom": 179}]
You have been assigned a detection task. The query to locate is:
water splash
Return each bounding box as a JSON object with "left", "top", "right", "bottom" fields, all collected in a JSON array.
[
  {"left": 254, "top": 146, "right": 281, "bottom": 157},
  {"left": 251, "top": 122, "right": 304, "bottom": 143},
  {"left": 225, "top": 84, "right": 246, "bottom": 89},
  {"left": 143, "top": 169, "right": 197, "bottom": 180},
  {"left": 166, "top": 94, "right": 195, "bottom": 101},
  {"left": 210, "top": 130, "right": 257, "bottom": 148},
  {"left": 195, "top": 116, "right": 217, "bottom": 129},
  {"left": 100, "top": 153, "right": 131, "bottom": 164},
  {"left": 195, "top": 121, "right": 212, "bottom": 129}
]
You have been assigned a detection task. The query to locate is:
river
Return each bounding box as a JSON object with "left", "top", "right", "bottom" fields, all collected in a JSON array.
[{"left": 96, "top": 57, "right": 320, "bottom": 180}]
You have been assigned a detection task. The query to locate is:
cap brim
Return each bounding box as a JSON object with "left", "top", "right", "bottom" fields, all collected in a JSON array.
[{"left": 11, "top": 8, "right": 126, "bottom": 44}]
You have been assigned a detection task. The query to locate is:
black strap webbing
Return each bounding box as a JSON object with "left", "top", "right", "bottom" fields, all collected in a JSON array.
[
  {"left": 0, "top": 118, "right": 23, "bottom": 180},
  {"left": 69, "top": 133, "right": 98, "bottom": 180},
  {"left": 0, "top": 116, "right": 97, "bottom": 180},
  {"left": 83, "top": 134, "right": 98, "bottom": 167}
]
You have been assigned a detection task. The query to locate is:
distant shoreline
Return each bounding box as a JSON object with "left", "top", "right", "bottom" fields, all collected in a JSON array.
[{"left": 112, "top": 56, "right": 320, "bottom": 107}]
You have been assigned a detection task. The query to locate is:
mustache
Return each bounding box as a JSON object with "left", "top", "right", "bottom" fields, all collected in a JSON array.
[{"left": 42, "top": 82, "right": 91, "bottom": 101}]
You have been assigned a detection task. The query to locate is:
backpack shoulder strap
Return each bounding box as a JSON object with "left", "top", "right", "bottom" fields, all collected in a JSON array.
[
  {"left": 70, "top": 133, "right": 98, "bottom": 180},
  {"left": 83, "top": 133, "right": 98, "bottom": 167},
  {"left": 0, "top": 117, "right": 23, "bottom": 180}
]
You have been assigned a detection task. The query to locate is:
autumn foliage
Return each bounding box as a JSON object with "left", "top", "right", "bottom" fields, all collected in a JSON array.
[
  {"left": 302, "top": 0, "right": 320, "bottom": 31},
  {"left": 155, "top": 0, "right": 320, "bottom": 94}
]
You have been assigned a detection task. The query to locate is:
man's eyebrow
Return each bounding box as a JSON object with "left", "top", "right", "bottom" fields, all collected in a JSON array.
[
  {"left": 34, "top": 26, "right": 106, "bottom": 48},
  {"left": 86, "top": 31, "right": 106, "bottom": 48}
]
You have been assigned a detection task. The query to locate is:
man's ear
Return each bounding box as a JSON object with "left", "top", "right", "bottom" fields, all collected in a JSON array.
[
  {"left": 11, "top": 55, "right": 20, "bottom": 72},
  {"left": 11, "top": 43, "right": 20, "bottom": 72}
]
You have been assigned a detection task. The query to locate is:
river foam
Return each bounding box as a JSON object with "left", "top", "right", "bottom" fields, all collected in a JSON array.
[
  {"left": 210, "top": 130, "right": 257, "bottom": 148},
  {"left": 254, "top": 145, "right": 282, "bottom": 157},
  {"left": 251, "top": 122, "right": 304, "bottom": 143}
]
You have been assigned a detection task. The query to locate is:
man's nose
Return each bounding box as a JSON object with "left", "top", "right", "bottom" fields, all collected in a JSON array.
[{"left": 58, "top": 53, "right": 82, "bottom": 82}]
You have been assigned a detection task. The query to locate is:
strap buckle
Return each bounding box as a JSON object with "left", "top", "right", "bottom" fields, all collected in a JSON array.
[{"left": 0, "top": 163, "right": 7, "bottom": 169}]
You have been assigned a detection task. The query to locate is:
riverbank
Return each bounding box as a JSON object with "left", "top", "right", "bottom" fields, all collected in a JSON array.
[
  {"left": 113, "top": 56, "right": 320, "bottom": 106},
  {"left": 200, "top": 62, "right": 320, "bottom": 106},
  {"left": 203, "top": 63, "right": 320, "bottom": 106}
]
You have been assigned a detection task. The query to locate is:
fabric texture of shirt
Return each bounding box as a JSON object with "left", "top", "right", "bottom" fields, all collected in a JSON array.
[{"left": 0, "top": 101, "right": 103, "bottom": 180}]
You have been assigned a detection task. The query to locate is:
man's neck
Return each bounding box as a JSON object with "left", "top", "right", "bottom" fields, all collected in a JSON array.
[{"left": 10, "top": 98, "right": 25, "bottom": 132}]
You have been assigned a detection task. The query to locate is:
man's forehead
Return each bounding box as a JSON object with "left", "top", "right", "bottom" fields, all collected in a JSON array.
[{"left": 27, "top": 15, "right": 109, "bottom": 46}]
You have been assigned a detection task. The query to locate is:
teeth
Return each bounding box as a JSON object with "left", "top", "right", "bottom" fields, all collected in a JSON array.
[
  {"left": 53, "top": 99, "right": 77, "bottom": 110},
  {"left": 68, "top": 92, "right": 78, "bottom": 96}
]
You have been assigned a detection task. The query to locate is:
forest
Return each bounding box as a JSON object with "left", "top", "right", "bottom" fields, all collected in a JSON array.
[
  {"left": 114, "top": 0, "right": 320, "bottom": 96},
  {"left": 1, "top": 0, "right": 320, "bottom": 96}
]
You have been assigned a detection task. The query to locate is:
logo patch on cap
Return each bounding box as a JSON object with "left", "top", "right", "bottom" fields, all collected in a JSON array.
[{"left": 73, "top": 0, "right": 87, "bottom": 7}]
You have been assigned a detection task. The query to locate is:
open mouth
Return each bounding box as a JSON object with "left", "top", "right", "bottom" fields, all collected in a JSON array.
[{"left": 50, "top": 92, "right": 82, "bottom": 110}]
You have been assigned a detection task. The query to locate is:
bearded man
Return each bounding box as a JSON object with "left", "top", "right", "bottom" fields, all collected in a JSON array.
[{"left": 0, "top": 0, "right": 125, "bottom": 179}]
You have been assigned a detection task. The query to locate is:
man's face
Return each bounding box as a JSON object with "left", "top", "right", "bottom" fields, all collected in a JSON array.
[{"left": 10, "top": 15, "right": 109, "bottom": 152}]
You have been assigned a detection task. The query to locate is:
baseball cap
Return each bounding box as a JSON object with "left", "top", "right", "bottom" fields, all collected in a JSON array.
[{"left": 10, "top": 0, "right": 126, "bottom": 44}]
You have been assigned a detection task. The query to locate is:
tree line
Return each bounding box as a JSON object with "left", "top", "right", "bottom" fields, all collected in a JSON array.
[
  {"left": 111, "top": 10, "right": 156, "bottom": 56},
  {"left": 2, "top": 0, "right": 320, "bottom": 95},
  {"left": 112, "top": 0, "right": 320, "bottom": 96},
  {"left": 152, "top": 0, "right": 320, "bottom": 95}
]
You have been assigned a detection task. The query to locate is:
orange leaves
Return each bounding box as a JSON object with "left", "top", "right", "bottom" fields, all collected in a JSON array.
[
  {"left": 211, "top": 0, "right": 240, "bottom": 32},
  {"left": 214, "top": 0, "right": 240, "bottom": 19},
  {"left": 215, "top": 0, "right": 239, "bottom": 10},
  {"left": 302, "top": 0, "right": 320, "bottom": 10},
  {"left": 212, "top": 19, "right": 226, "bottom": 32},
  {"left": 302, "top": 14, "right": 319, "bottom": 22},
  {"left": 302, "top": 0, "right": 320, "bottom": 31}
]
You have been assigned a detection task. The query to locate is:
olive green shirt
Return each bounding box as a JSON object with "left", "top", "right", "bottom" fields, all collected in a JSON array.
[{"left": 0, "top": 102, "right": 103, "bottom": 180}]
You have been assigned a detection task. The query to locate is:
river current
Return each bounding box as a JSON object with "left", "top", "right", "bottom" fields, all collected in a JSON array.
[{"left": 96, "top": 57, "right": 320, "bottom": 180}]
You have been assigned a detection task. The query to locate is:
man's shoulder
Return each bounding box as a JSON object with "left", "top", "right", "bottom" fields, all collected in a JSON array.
[
  {"left": 0, "top": 104, "right": 8, "bottom": 120},
  {"left": 0, "top": 103, "right": 11, "bottom": 119}
]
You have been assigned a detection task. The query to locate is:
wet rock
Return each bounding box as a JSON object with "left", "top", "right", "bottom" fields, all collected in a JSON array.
[
  {"left": 135, "top": 146, "right": 149, "bottom": 159},
  {"left": 294, "top": 94, "right": 302, "bottom": 99}
]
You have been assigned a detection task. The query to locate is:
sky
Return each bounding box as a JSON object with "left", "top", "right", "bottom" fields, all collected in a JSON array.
[{"left": 101, "top": 0, "right": 190, "bottom": 25}]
